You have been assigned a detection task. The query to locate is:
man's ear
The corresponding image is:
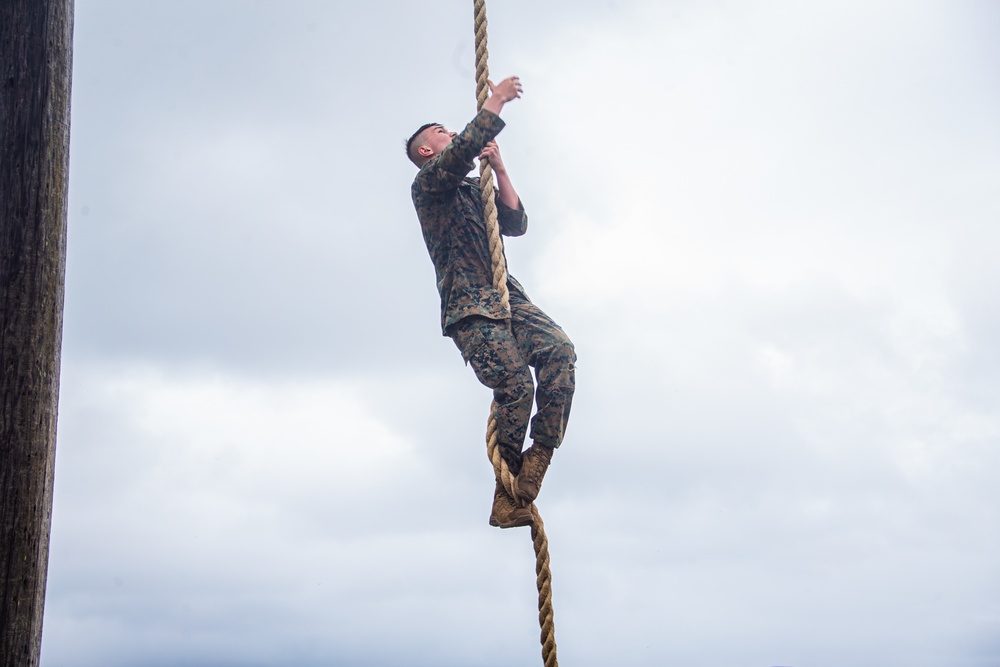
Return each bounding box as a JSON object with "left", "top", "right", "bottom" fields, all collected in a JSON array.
[{"left": 418, "top": 145, "right": 433, "bottom": 158}]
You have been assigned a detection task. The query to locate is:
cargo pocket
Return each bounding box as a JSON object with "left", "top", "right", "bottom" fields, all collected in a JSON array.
[
  {"left": 451, "top": 322, "right": 487, "bottom": 366},
  {"left": 451, "top": 320, "right": 520, "bottom": 391}
]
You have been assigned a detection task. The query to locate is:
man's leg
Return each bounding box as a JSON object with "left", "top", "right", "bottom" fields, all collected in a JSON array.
[
  {"left": 509, "top": 295, "right": 576, "bottom": 502},
  {"left": 448, "top": 315, "right": 535, "bottom": 527},
  {"left": 447, "top": 316, "right": 534, "bottom": 475}
]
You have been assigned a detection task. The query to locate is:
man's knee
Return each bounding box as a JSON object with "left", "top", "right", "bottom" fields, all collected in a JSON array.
[
  {"left": 539, "top": 335, "right": 576, "bottom": 392},
  {"left": 553, "top": 335, "right": 576, "bottom": 367}
]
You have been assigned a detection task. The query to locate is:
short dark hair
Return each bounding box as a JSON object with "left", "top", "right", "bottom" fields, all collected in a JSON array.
[{"left": 405, "top": 122, "right": 442, "bottom": 166}]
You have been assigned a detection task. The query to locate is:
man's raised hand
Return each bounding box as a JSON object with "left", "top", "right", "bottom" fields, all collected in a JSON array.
[
  {"left": 489, "top": 76, "right": 523, "bottom": 102},
  {"left": 482, "top": 75, "right": 523, "bottom": 116}
]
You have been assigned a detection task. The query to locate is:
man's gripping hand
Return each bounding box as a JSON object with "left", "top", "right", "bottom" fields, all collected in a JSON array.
[
  {"left": 482, "top": 76, "right": 523, "bottom": 116},
  {"left": 478, "top": 140, "right": 506, "bottom": 174}
]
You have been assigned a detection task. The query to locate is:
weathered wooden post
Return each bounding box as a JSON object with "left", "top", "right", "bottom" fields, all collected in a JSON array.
[{"left": 1, "top": 0, "right": 74, "bottom": 665}]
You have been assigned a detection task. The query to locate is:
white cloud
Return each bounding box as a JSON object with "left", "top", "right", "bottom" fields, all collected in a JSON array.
[{"left": 42, "top": 1, "right": 1000, "bottom": 666}]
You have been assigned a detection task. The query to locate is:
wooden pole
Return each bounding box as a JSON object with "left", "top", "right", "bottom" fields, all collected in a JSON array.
[{"left": 0, "top": 0, "right": 74, "bottom": 664}]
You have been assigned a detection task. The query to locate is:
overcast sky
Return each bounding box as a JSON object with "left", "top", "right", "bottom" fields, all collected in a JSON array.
[{"left": 41, "top": 1, "right": 1000, "bottom": 666}]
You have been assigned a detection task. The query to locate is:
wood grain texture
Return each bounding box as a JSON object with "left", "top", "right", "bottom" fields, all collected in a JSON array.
[{"left": 0, "top": 1, "right": 73, "bottom": 665}]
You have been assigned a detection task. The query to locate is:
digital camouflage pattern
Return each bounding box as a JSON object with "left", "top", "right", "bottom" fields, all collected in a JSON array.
[
  {"left": 411, "top": 109, "right": 529, "bottom": 333},
  {"left": 448, "top": 294, "right": 576, "bottom": 474},
  {"left": 410, "top": 108, "right": 576, "bottom": 474}
]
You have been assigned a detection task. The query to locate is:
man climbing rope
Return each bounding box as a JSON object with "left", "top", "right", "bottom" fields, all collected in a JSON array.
[{"left": 407, "top": 76, "right": 576, "bottom": 529}]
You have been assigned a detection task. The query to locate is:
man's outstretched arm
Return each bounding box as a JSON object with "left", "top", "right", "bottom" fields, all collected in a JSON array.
[{"left": 413, "top": 76, "right": 523, "bottom": 195}]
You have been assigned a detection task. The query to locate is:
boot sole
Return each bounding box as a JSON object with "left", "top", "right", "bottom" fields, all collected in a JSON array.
[{"left": 489, "top": 511, "right": 534, "bottom": 529}]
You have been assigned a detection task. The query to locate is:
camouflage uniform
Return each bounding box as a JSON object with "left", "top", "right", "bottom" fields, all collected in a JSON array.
[{"left": 411, "top": 109, "right": 576, "bottom": 475}]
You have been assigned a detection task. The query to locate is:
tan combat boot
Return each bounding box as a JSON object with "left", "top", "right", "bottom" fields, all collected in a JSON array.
[
  {"left": 489, "top": 479, "right": 534, "bottom": 528},
  {"left": 514, "top": 444, "right": 553, "bottom": 504}
]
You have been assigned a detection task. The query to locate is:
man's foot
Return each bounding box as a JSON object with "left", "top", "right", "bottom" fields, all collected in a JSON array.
[
  {"left": 514, "top": 444, "right": 553, "bottom": 504},
  {"left": 489, "top": 479, "right": 534, "bottom": 528}
]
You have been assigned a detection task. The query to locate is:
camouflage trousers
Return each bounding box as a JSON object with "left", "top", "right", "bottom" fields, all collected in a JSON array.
[{"left": 447, "top": 293, "right": 576, "bottom": 476}]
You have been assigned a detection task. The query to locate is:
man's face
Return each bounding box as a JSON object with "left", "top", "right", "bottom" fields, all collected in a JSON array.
[{"left": 421, "top": 125, "right": 456, "bottom": 158}]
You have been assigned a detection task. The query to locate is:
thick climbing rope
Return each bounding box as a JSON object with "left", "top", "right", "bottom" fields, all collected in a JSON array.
[{"left": 473, "top": 2, "right": 558, "bottom": 665}]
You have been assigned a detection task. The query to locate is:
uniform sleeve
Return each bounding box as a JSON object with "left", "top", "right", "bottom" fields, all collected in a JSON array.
[
  {"left": 498, "top": 199, "right": 527, "bottom": 237},
  {"left": 413, "top": 110, "right": 506, "bottom": 195}
]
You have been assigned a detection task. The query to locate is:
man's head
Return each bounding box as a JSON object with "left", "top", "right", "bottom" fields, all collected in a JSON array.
[{"left": 406, "top": 123, "right": 457, "bottom": 167}]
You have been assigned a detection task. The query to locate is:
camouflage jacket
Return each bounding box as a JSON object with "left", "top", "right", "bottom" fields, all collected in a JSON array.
[{"left": 411, "top": 109, "right": 529, "bottom": 334}]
